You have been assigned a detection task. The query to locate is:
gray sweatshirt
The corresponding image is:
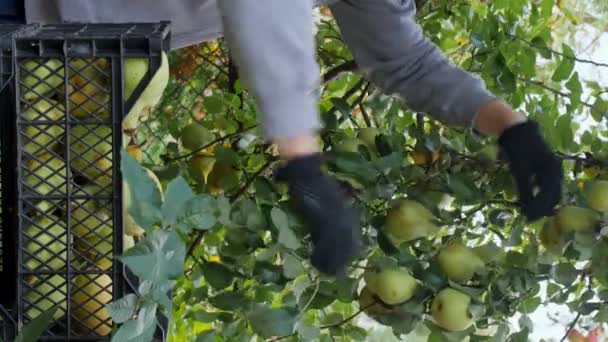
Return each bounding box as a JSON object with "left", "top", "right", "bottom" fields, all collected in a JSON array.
[{"left": 24, "top": 0, "right": 496, "bottom": 140}]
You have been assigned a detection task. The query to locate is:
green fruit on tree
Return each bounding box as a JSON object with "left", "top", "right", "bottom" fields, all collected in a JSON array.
[
  {"left": 437, "top": 241, "right": 485, "bottom": 283},
  {"left": 540, "top": 217, "right": 567, "bottom": 254},
  {"left": 24, "top": 152, "right": 67, "bottom": 196},
  {"left": 431, "top": 288, "right": 474, "bottom": 331},
  {"left": 358, "top": 286, "right": 394, "bottom": 316},
  {"left": 72, "top": 273, "right": 113, "bottom": 336},
  {"left": 358, "top": 127, "right": 379, "bottom": 149},
  {"left": 363, "top": 267, "right": 417, "bottom": 305},
  {"left": 555, "top": 206, "right": 599, "bottom": 232},
  {"left": 585, "top": 180, "right": 608, "bottom": 213},
  {"left": 24, "top": 215, "right": 69, "bottom": 271},
  {"left": 384, "top": 200, "right": 438, "bottom": 243},
  {"left": 22, "top": 98, "right": 65, "bottom": 156},
  {"left": 334, "top": 138, "right": 365, "bottom": 153},
  {"left": 188, "top": 154, "right": 216, "bottom": 183},
  {"left": 70, "top": 125, "right": 113, "bottom": 186},
  {"left": 25, "top": 274, "right": 67, "bottom": 321},
  {"left": 123, "top": 167, "right": 163, "bottom": 238},
  {"left": 180, "top": 122, "right": 215, "bottom": 151},
  {"left": 21, "top": 59, "right": 64, "bottom": 101},
  {"left": 123, "top": 51, "right": 169, "bottom": 131}
]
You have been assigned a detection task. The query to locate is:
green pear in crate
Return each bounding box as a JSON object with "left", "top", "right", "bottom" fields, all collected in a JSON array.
[
  {"left": 24, "top": 152, "right": 67, "bottom": 195},
  {"left": 20, "top": 59, "right": 64, "bottom": 101},
  {"left": 122, "top": 51, "right": 169, "bottom": 131},
  {"left": 23, "top": 215, "right": 70, "bottom": 272},
  {"left": 71, "top": 273, "right": 113, "bottom": 336},
  {"left": 65, "top": 59, "right": 111, "bottom": 119},
  {"left": 24, "top": 274, "right": 67, "bottom": 321},
  {"left": 22, "top": 98, "right": 65, "bottom": 156},
  {"left": 69, "top": 125, "right": 113, "bottom": 187}
]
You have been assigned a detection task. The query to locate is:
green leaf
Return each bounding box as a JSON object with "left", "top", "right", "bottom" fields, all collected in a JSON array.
[
  {"left": 195, "top": 331, "right": 217, "bottom": 342},
  {"left": 204, "top": 95, "right": 225, "bottom": 114},
  {"left": 106, "top": 294, "right": 137, "bottom": 324},
  {"left": 162, "top": 176, "right": 194, "bottom": 227},
  {"left": 283, "top": 254, "right": 305, "bottom": 279},
  {"left": 111, "top": 303, "right": 158, "bottom": 342},
  {"left": 177, "top": 194, "right": 218, "bottom": 232},
  {"left": 331, "top": 97, "right": 353, "bottom": 121},
  {"left": 566, "top": 72, "right": 582, "bottom": 109},
  {"left": 119, "top": 229, "right": 186, "bottom": 282},
  {"left": 591, "top": 98, "right": 608, "bottom": 122},
  {"left": 551, "top": 44, "right": 575, "bottom": 82},
  {"left": 446, "top": 174, "right": 477, "bottom": 200},
  {"left": 122, "top": 151, "right": 163, "bottom": 232},
  {"left": 555, "top": 113, "right": 573, "bottom": 150},
  {"left": 553, "top": 263, "right": 578, "bottom": 286},
  {"left": 14, "top": 306, "right": 58, "bottom": 342},
  {"left": 271, "top": 208, "right": 301, "bottom": 250},
  {"left": 209, "top": 292, "right": 250, "bottom": 311},
  {"left": 247, "top": 304, "right": 297, "bottom": 339},
  {"left": 201, "top": 261, "right": 234, "bottom": 289},
  {"left": 296, "top": 321, "right": 321, "bottom": 341},
  {"left": 518, "top": 296, "right": 541, "bottom": 314},
  {"left": 214, "top": 146, "right": 239, "bottom": 166}
]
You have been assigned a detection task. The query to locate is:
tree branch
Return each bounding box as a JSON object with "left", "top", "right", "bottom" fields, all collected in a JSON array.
[
  {"left": 560, "top": 312, "right": 581, "bottom": 342},
  {"left": 322, "top": 60, "right": 358, "bottom": 84},
  {"left": 521, "top": 78, "right": 595, "bottom": 108},
  {"left": 508, "top": 34, "right": 608, "bottom": 68},
  {"left": 166, "top": 125, "right": 257, "bottom": 162}
]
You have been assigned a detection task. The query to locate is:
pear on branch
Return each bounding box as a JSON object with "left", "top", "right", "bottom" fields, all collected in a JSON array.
[
  {"left": 431, "top": 288, "right": 474, "bottom": 331},
  {"left": 358, "top": 286, "right": 394, "bottom": 317},
  {"left": 555, "top": 206, "right": 599, "bottom": 232},
  {"left": 540, "top": 217, "right": 567, "bottom": 254},
  {"left": 384, "top": 199, "right": 439, "bottom": 243},
  {"left": 363, "top": 267, "right": 417, "bottom": 305},
  {"left": 585, "top": 180, "right": 608, "bottom": 213},
  {"left": 437, "top": 241, "right": 486, "bottom": 283}
]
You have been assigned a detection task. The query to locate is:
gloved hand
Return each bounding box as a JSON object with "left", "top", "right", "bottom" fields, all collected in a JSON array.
[
  {"left": 498, "top": 120, "right": 563, "bottom": 221},
  {"left": 275, "top": 154, "right": 361, "bottom": 275}
]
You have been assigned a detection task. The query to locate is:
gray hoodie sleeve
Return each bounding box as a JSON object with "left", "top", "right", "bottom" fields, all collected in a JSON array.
[
  {"left": 217, "top": 0, "right": 321, "bottom": 140},
  {"left": 329, "top": 0, "right": 496, "bottom": 127}
]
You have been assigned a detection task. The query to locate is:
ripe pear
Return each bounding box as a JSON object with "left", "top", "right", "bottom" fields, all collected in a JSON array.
[
  {"left": 188, "top": 155, "right": 216, "bottom": 183},
  {"left": 334, "top": 138, "right": 365, "bottom": 153},
  {"left": 437, "top": 241, "right": 485, "bottom": 283},
  {"left": 25, "top": 274, "right": 67, "bottom": 321},
  {"left": 71, "top": 203, "right": 113, "bottom": 246},
  {"left": 358, "top": 286, "right": 394, "bottom": 316},
  {"left": 555, "top": 206, "right": 599, "bottom": 232},
  {"left": 69, "top": 125, "right": 113, "bottom": 186},
  {"left": 384, "top": 200, "right": 438, "bottom": 242},
  {"left": 411, "top": 148, "right": 439, "bottom": 166},
  {"left": 22, "top": 98, "right": 65, "bottom": 156},
  {"left": 431, "top": 288, "right": 474, "bottom": 331},
  {"left": 585, "top": 180, "right": 608, "bottom": 213},
  {"left": 123, "top": 51, "right": 169, "bottom": 131},
  {"left": 357, "top": 127, "right": 379, "bottom": 150},
  {"left": 363, "top": 267, "right": 417, "bottom": 305},
  {"left": 72, "top": 273, "right": 113, "bottom": 336},
  {"left": 24, "top": 215, "right": 69, "bottom": 271},
  {"left": 180, "top": 122, "right": 215, "bottom": 151},
  {"left": 123, "top": 167, "right": 163, "bottom": 238},
  {"left": 24, "top": 152, "right": 67, "bottom": 196},
  {"left": 540, "top": 217, "right": 567, "bottom": 254},
  {"left": 21, "top": 59, "right": 64, "bottom": 101}
]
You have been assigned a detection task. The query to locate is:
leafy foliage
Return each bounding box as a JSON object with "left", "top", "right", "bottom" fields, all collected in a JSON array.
[{"left": 105, "top": 0, "right": 608, "bottom": 341}]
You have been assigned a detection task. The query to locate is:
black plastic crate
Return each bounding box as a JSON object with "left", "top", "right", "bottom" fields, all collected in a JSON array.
[{"left": 6, "top": 22, "right": 171, "bottom": 341}]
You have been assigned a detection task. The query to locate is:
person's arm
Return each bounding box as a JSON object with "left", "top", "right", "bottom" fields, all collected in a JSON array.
[
  {"left": 330, "top": 0, "right": 562, "bottom": 221},
  {"left": 217, "top": 0, "right": 361, "bottom": 275},
  {"left": 328, "top": 0, "right": 526, "bottom": 137}
]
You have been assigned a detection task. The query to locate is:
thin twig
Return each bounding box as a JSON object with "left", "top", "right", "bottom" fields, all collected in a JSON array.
[
  {"left": 352, "top": 82, "right": 372, "bottom": 127},
  {"left": 508, "top": 34, "right": 608, "bottom": 68},
  {"left": 167, "top": 125, "right": 257, "bottom": 162},
  {"left": 319, "top": 306, "right": 368, "bottom": 329},
  {"left": 560, "top": 312, "right": 582, "bottom": 342},
  {"left": 521, "top": 78, "right": 594, "bottom": 108}
]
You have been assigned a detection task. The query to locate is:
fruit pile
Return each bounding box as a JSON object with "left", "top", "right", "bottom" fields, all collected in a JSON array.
[{"left": 18, "top": 53, "right": 169, "bottom": 336}]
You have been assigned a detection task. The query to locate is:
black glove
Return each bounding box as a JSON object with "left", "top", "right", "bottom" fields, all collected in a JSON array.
[
  {"left": 498, "top": 120, "right": 563, "bottom": 221},
  {"left": 275, "top": 154, "right": 361, "bottom": 275}
]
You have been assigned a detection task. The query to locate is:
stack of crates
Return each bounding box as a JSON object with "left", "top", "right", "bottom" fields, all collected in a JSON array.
[{"left": 1, "top": 22, "right": 171, "bottom": 341}]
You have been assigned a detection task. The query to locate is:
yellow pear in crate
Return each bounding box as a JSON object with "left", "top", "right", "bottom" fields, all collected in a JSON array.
[
  {"left": 72, "top": 273, "right": 113, "bottom": 336},
  {"left": 23, "top": 215, "right": 69, "bottom": 272},
  {"left": 69, "top": 125, "right": 113, "bottom": 187},
  {"left": 22, "top": 98, "right": 65, "bottom": 156},
  {"left": 25, "top": 274, "right": 67, "bottom": 321},
  {"left": 21, "top": 59, "right": 64, "bottom": 101}
]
